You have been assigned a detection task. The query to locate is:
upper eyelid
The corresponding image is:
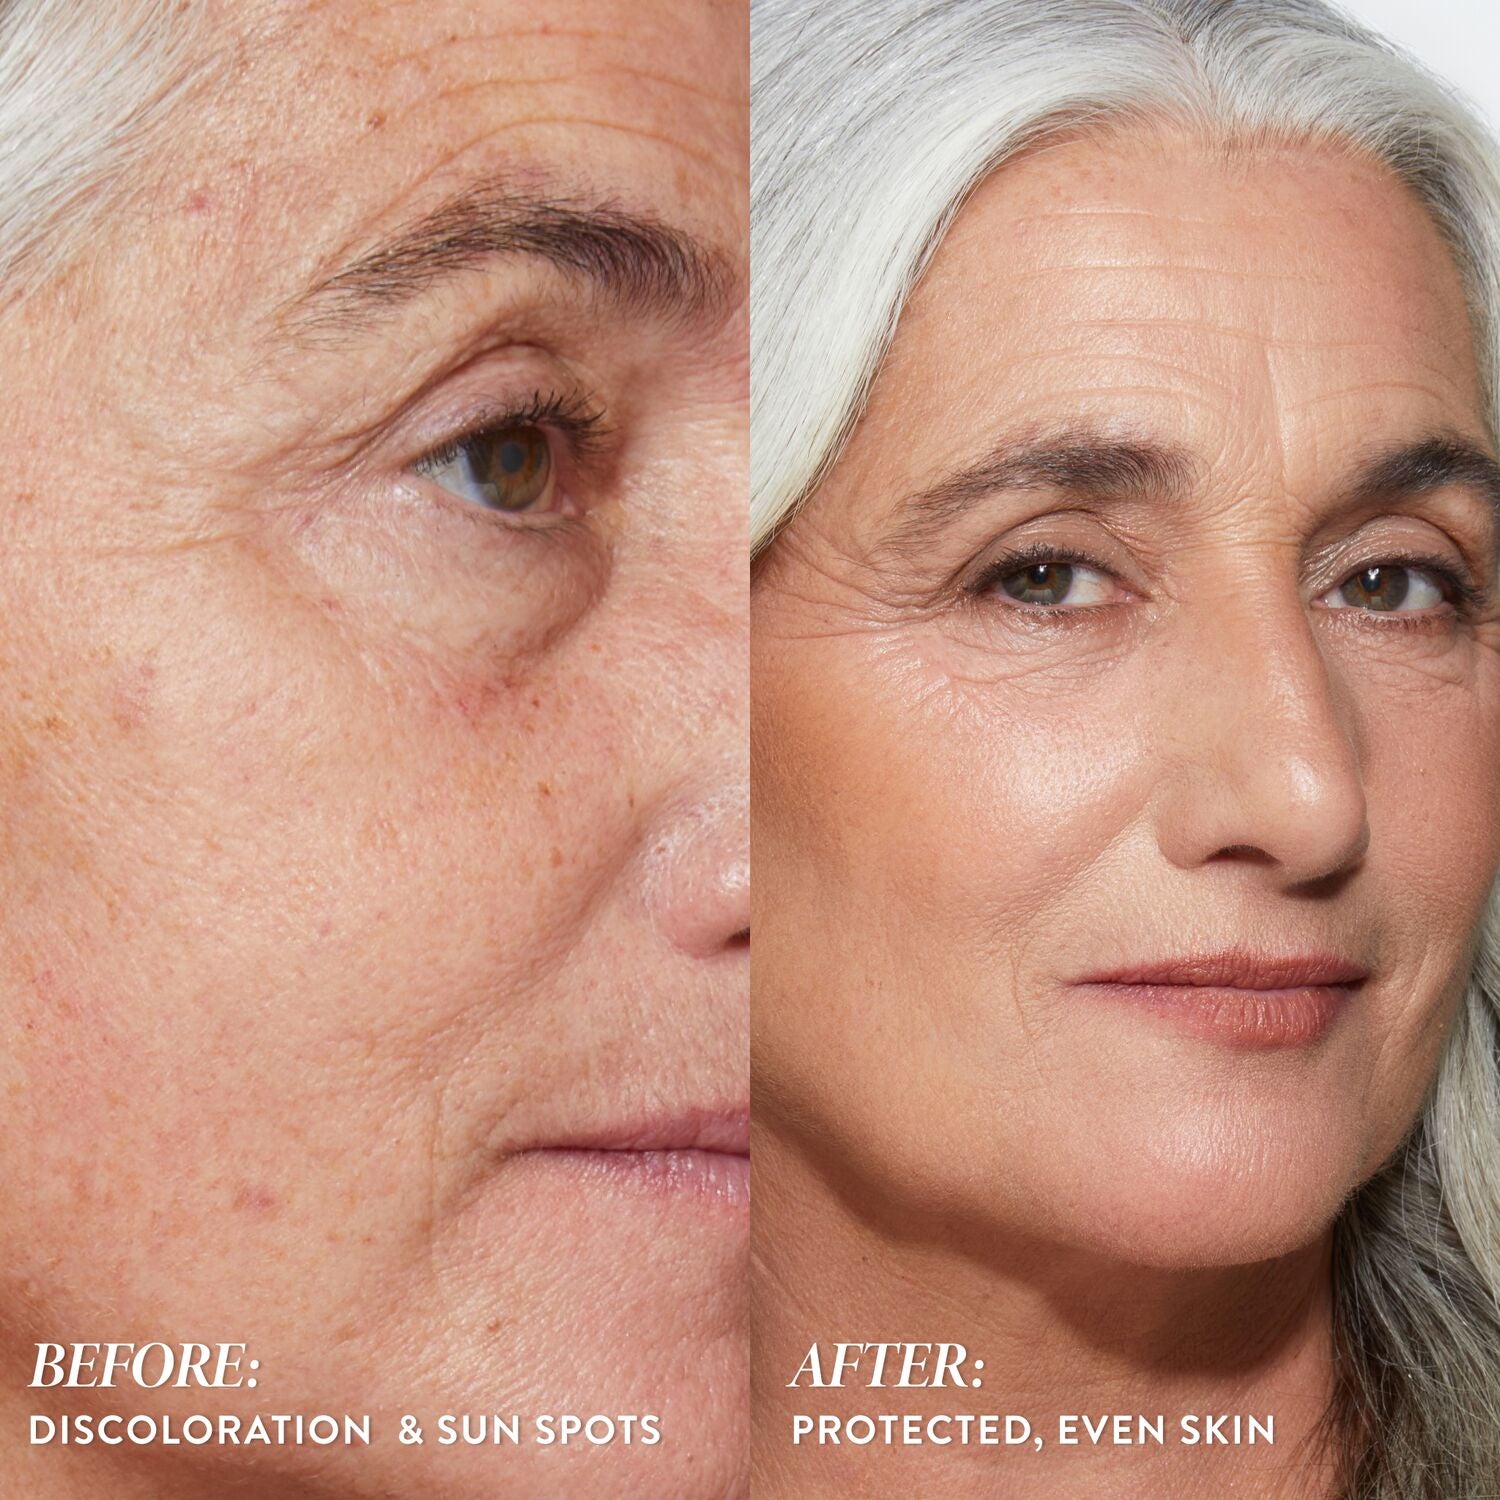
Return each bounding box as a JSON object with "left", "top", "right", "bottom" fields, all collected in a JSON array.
[{"left": 414, "top": 388, "right": 610, "bottom": 456}]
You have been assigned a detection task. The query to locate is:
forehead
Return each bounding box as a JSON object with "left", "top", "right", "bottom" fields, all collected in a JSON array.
[
  {"left": 139, "top": 0, "right": 746, "bottom": 318},
  {"left": 845, "top": 125, "right": 1484, "bottom": 499}
]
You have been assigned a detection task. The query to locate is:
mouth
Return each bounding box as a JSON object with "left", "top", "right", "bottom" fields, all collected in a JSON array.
[
  {"left": 517, "top": 1107, "right": 750, "bottom": 1210},
  {"left": 1074, "top": 949, "right": 1369, "bottom": 1048}
]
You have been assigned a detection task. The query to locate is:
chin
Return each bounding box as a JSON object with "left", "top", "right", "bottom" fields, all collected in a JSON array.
[{"left": 1038, "top": 1113, "right": 1369, "bottom": 1270}]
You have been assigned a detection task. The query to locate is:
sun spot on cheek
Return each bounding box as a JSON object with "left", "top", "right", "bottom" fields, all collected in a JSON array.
[
  {"left": 231, "top": 1184, "right": 281, "bottom": 1216},
  {"left": 109, "top": 659, "right": 158, "bottom": 734}
]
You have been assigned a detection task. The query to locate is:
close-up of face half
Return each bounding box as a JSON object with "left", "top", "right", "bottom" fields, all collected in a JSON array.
[
  {"left": 750, "top": 1, "right": 1500, "bottom": 1498},
  {"left": 0, "top": 2, "right": 748, "bottom": 1499}
]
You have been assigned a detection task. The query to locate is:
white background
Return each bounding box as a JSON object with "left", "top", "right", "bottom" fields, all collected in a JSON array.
[{"left": 1341, "top": 0, "right": 1500, "bottom": 129}]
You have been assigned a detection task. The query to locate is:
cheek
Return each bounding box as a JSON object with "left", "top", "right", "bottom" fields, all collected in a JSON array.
[
  {"left": 0, "top": 543, "right": 636, "bottom": 1192},
  {"left": 749, "top": 626, "right": 1156, "bottom": 1170},
  {"left": 1349, "top": 648, "right": 1500, "bottom": 953}
]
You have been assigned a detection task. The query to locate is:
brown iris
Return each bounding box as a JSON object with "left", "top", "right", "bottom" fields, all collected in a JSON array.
[
  {"left": 1001, "top": 562, "right": 1075, "bottom": 606},
  {"left": 1340, "top": 565, "right": 1410, "bottom": 611},
  {"left": 471, "top": 424, "right": 552, "bottom": 511}
]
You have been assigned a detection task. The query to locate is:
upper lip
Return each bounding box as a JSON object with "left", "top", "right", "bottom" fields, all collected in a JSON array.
[
  {"left": 1076, "top": 949, "right": 1369, "bottom": 990},
  {"left": 534, "top": 1106, "right": 750, "bottom": 1156}
]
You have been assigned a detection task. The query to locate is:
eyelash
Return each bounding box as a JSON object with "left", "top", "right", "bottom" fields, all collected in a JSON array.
[
  {"left": 967, "top": 543, "right": 1118, "bottom": 617},
  {"left": 1350, "top": 550, "right": 1485, "bottom": 620},
  {"left": 966, "top": 544, "right": 1485, "bottom": 622},
  {"left": 415, "top": 386, "right": 611, "bottom": 480}
]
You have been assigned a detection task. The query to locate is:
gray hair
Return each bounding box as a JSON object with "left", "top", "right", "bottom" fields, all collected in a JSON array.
[
  {"left": 0, "top": 0, "right": 201, "bottom": 306},
  {"left": 752, "top": 1, "right": 1500, "bottom": 1493}
]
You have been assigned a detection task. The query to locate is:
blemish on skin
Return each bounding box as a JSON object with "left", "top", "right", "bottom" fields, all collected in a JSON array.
[
  {"left": 110, "top": 659, "right": 158, "bottom": 734},
  {"left": 232, "top": 1185, "right": 280, "bottom": 1216},
  {"left": 182, "top": 188, "right": 215, "bottom": 216},
  {"left": 450, "top": 678, "right": 505, "bottom": 725},
  {"left": 550, "top": 847, "right": 563, "bottom": 868},
  {"left": 537, "top": 781, "right": 551, "bottom": 797},
  {"left": 365, "top": 110, "right": 386, "bottom": 130}
]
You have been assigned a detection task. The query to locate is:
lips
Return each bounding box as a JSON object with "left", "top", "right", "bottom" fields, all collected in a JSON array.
[
  {"left": 518, "top": 1107, "right": 750, "bottom": 1209},
  {"left": 1074, "top": 948, "right": 1368, "bottom": 1048},
  {"left": 546, "top": 1107, "right": 751, "bottom": 1156},
  {"left": 1081, "top": 951, "right": 1369, "bottom": 990}
]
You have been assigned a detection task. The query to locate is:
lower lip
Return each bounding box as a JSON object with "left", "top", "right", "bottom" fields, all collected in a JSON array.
[
  {"left": 520, "top": 1147, "right": 750, "bottom": 1209},
  {"left": 1080, "top": 982, "right": 1352, "bottom": 1048}
]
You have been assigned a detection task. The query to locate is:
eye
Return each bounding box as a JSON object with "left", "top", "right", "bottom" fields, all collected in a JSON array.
[
  {"left": 1318, "top": 563, "right": 1450, "bottom": 614},
  {"left": 991, "top": 558, "right": 1118, "bottom": 608},
  {"left": 414, "top": 423, "right": 556, "bottom": 513}
]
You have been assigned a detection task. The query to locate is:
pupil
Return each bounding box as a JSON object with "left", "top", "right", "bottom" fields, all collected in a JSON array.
[
  {"left": 1351, "top": 566, "right": 1408, "bottom": 610},
  {"left": 480, "top": 424, "right": 550, "bottom": 511},
  {"left": 1001, "top": 560, "right": 1073, "bottom": 604}
]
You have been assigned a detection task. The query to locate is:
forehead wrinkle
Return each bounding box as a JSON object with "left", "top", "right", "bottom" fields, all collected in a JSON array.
[
  {"left": 1005, "top": 262, "right": 1343, "bottom": 289},
  {"left": 369, "top": 29, "right": 739, "bottom": 112},
  {"left": 379, "top": 65, "right": 738, "bottom": 114},
  {"left": 385, "top": 72, "right": 744, "bottom": 167}
]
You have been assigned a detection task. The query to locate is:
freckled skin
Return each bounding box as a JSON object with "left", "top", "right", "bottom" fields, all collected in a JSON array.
[
  {"left": 752, "top": 128, "right": 1500, "bottom": 1497},
  {"left": 0, "top": 3, "right": 747, "bottom": 1499}
]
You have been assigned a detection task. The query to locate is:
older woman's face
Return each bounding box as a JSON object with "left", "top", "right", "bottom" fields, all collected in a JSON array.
[
  {"left": 0, "top": 1, "right": 746, "bottom": 1496},
  {"left": 753, "top": 129, "right": 1500, "bottom": 1267}
]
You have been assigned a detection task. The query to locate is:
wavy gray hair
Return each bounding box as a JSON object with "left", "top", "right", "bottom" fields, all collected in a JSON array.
[
  {"left": 752, "top": 1, "right": 1500, "bottom": 1494},
  {"left": 0, "top": 0, "right": 199, "bottom": 304}
]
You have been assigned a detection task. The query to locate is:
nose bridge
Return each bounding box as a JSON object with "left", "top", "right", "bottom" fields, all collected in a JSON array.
[{"left": 1156, "top": 584, "right": 1368, "bottom": 881}]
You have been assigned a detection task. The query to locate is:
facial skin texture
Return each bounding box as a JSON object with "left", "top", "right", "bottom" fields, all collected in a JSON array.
[
  {"left": 0, "top": 2, "right": 747, "bottom": 1498},
  {"left": 752, "top": 127, "right": 1500, "bottom": 1497}
]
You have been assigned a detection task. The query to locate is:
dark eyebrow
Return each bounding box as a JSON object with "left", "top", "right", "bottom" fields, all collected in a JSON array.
[
  {"left": 877, "top": 428, "right": 1500, "bottom": 561},
  {"left": 1348, "top": 434, "right": 1500, "bottom": 515},
  {"left": 880, "top": 431, "right": 1198, "bottom": 556},
  {"left": 283, "top": 181, "right": 737, "bottom": 340}
]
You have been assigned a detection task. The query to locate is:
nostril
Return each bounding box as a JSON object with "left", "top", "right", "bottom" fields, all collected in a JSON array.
[{"left": 1210, "top": 844, "right": 1275, "bottom": 863}]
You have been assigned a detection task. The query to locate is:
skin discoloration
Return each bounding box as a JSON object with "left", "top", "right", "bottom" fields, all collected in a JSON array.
[{"left": 0, "top": 3, "right": 748, "bottom": 1498}]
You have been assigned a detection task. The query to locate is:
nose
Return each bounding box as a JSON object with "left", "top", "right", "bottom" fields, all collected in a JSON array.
[
  {"left": 1151, "top": 596, "right": 1368, "bottom": 886},
  {"left": 641, "top": 778, "right": 750, "bottom": 958}
]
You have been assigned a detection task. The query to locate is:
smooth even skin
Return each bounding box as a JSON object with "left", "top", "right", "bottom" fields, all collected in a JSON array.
[
  {"left": 0, "top": 2, "right": 747, "bottom": 1497},
  {"left": 752, "top": 128, "right": 1500, "bottom": 1497}
]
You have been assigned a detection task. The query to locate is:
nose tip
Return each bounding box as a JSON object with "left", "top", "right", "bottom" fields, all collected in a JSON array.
[
  {"left": 641, "top": 780, "right": 750, "bottom": 958},
  {"left": 1186, "top": 746, "right": 1368, "bottom": 883},
  {"left": 1155, "top": 611, "right": 1368, "bottom": 887}
]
